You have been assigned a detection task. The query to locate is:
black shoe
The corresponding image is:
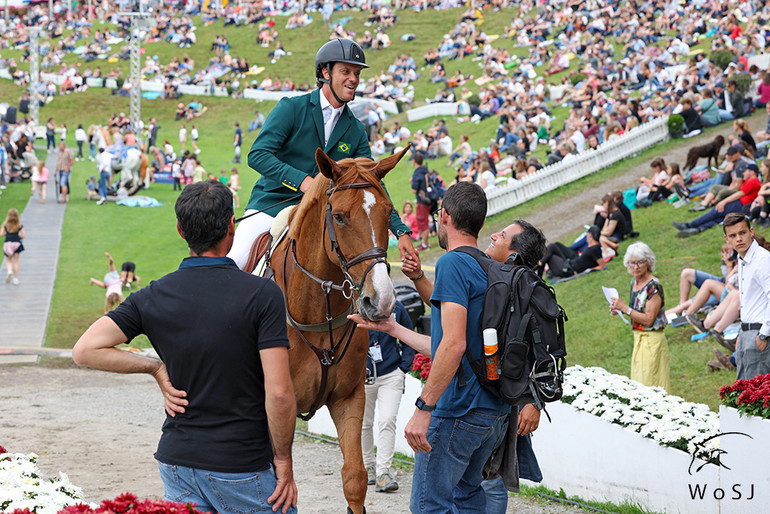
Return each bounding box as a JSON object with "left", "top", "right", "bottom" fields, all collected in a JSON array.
[
  {"left": 671, "top": 221, "right": 689, "bottom": 231},
  {"left": 686, "top": 313, "right": 706, "bottom": 333},
  {"left": 761, "top": 217, "right": 770, "bottom": 229},
  {"left": 628, "top": 231, "right": 640, "bottom": 238},
  {"left": 713, "top": 331, "right": 736, "bottom": 352},
  {"left": 678, "top": 228, "right": 700, "bottom": 238}
]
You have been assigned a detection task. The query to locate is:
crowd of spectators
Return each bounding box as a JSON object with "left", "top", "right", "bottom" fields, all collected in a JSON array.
[{"left": 3, "top": 0, "right": 770, "bottom": 203}]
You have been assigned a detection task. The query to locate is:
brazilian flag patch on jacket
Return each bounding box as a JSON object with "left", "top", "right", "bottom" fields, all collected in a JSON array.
[{"left": 338, "top": 142, "right": 350, "bottom": 154}]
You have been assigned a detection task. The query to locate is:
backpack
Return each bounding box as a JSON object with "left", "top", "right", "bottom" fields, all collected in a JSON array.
[
  {"left": 453, "top": 247, "right": 568, "bottom": 417},
  {"left": 424, "top": 171, "right": 445, "bottom": 204}
]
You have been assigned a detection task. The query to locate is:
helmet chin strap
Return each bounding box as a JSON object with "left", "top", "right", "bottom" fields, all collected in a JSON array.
[{"left": 320, "top": 63, "right": 347, "bottom": 106}]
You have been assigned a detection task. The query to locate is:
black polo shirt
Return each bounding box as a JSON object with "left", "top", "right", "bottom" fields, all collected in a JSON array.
[{"left": 107, "top": 256, "right": 289, "bottom": 473}]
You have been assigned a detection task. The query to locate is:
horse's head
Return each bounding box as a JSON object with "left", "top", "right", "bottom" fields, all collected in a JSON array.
[{"left": 312, "top": 145, "right": 411, "bottom": 321}]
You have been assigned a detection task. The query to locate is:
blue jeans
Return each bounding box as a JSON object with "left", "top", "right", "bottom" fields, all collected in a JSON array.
[
  {"left": 719, "top": 109, "right": 735, "bottom": 121},
  {"left": 480, "top": 478, "right": 507, "bottom": 514},
  {"left": 688, "top": 200, "right": 743, "bottom": 231},
  {"left": 411, "top": 408, "right": 509, "bottom": 513},
  {"left": 688, "top": 177, "right": 717, "bottom": 198},
  {"left": 58, "top": 170, "right": 70, "bottom": 188},
  {"left": 157, "top": 461, "right": 296, "bottom": 514},
  {"left": 99, "top": 171, "right": 110, "bottom": 199}
]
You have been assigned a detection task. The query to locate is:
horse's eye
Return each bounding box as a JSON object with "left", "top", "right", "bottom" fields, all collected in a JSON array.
[{"left": 333, "top": 213, "right": 346, "bottom": 224}]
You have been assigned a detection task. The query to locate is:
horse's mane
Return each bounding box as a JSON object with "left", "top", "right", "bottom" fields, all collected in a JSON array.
[{"left": 288, "top": 157, "right": 387, "bottom": 240}]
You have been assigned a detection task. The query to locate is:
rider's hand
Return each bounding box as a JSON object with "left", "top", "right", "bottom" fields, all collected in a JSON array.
[
  {"left": 299, "top": 176, "right": 314, "bottom": 192},
  {"left": 398, "top": 234, "right": 418, "bottom": 263}
]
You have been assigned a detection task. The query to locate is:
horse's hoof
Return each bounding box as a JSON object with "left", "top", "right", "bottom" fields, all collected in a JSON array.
[{"left": 346, "top": 508, "right": 365, "bottom": 514}]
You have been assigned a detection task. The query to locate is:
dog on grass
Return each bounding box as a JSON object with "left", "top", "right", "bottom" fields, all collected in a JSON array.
[{"left": 683, "top": 135, "right": 725, "bottom": 171}]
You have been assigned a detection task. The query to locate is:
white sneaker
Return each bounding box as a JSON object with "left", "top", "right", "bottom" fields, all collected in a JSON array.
[
  {"left": 12, "top": 277, "right": 19, "bottom": 285},
  {"left": 96, "top": 198, "right": 105, "bottom": 205}
]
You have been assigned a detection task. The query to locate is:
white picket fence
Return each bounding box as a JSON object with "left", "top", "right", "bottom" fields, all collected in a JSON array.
[{"left": 486, "top": 117, "right": 669, "bottom": 217}]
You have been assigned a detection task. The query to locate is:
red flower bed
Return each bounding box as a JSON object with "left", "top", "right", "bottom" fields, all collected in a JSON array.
[
  {"left": 719, "top": 373, "right": 770, "bottom": 419},
  {"left": 409, "top": 353, "right": 431, "bottom": 383},
  {"left": 5, "top": 493, "right": 204, "bottom": 514}
]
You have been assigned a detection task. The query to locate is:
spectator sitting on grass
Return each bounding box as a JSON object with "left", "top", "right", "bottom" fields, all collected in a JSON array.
[
  {"left": 672, "top": 164, "right": 762, "bottom": 238},
  {"left": 536, "top": 225, "right": 606, "bottom": 280}
]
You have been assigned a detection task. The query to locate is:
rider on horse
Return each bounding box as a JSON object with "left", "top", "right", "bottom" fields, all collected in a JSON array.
[{"left": 228, "top": 39, "right": 417, "bottom": 269}]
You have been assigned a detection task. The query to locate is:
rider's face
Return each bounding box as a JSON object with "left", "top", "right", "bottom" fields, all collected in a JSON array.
[{"left": 323, "top": 63, "right": 362, "bottom": 106}]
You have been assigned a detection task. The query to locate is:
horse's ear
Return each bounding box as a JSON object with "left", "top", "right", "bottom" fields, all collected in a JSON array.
[
  {"left": 373, "top": 143, "right": 412, "bottom": 180},
  {"left": 316, "top": 148, "right": 340, "bottom": 180}
]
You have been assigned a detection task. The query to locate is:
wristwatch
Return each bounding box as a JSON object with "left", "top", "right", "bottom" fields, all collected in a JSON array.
[
  {"left": 760, "top": 334, "right": 768, "bottom": 342},
  {"left": 415, "top": 396, "right": 436, "bottom": 412}
]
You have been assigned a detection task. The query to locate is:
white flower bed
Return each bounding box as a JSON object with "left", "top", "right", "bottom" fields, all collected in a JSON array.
[
  {"left": 0, "top": 451, "right": 89, "bottom": 514},
  {"left": 562, "top": 365, "right": 719, "bottom": 459}
]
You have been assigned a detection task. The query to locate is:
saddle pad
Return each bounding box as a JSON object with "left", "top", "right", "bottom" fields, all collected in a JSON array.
[{"left": 250, "top": 205, "right": 295, "bottom": 277}]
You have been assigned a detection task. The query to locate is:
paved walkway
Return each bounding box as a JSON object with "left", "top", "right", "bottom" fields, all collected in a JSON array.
[{"left": 0, "top": 149, "right": 67, "bottom": 364}]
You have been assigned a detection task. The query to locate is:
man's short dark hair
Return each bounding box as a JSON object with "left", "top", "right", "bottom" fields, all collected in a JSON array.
[
  {"left": 723, "top": 212, "right": 751, "bottom": 233},
  {"left": 413, "top": 153, "right": 424, "bottom": 166},
  {"left": 509, "top": 219, "right": 546, "bottom": 269},
  {"left": 587, "top": 225, "right": 601, "bottom": 242},
  {"left": 442, "top": 182, "right": 486, "bottom": 238},
  {"left": 175, "top": 180, "right": 234, "bottom": 255}
]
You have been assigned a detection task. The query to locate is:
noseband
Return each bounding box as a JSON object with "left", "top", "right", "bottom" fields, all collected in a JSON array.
[{"left": 282, "top": 179, "right": 391, "bottom": 420}]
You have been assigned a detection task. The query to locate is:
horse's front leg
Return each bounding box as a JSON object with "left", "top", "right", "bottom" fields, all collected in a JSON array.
[{"left": 328, "top": 377, "right": 367, "bottom": 514}]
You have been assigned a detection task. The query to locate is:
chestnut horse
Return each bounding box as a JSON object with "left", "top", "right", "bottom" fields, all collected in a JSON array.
[{"left": 267, "top": 146, "right": 409, "bottom": 513}]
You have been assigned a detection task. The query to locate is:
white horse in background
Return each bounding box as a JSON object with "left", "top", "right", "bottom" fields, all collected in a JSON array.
[{"left": 90, "top": 125, "right": 148, "bottom": 194}]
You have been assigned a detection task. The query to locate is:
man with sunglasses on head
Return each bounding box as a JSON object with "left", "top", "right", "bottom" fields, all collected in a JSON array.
[
  {"left": 227, "top": 39, "right": 416, "bottom": 270},
  {"left": 352, "top": 183, "right": 547, "bottom": 512}
]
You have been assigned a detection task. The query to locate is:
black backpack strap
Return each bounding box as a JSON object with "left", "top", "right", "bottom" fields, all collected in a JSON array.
[
  {"left": 450, "top": 246, "right": 490, "bottom": 389},
  {"left": 452, "top": 245, "right": 493, "bottom": 272}
]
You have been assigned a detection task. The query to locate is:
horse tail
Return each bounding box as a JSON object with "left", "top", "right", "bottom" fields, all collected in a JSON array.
[{"left": 140, "top": 153, "right": 149, "bottom": 182}]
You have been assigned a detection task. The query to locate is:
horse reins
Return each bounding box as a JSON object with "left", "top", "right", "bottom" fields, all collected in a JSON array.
[{"left": 281, "top": 180, "right": 390, "bottom": 421}]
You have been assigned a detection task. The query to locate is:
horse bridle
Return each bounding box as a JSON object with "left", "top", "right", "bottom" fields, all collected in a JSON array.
[{"left": 280, "top": 180, "right": 390, "bottom": 420}]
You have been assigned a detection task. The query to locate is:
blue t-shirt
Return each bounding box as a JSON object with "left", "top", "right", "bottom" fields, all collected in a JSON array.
[{"left": 430, "top": 250, "right": 510, "bottom": 418}]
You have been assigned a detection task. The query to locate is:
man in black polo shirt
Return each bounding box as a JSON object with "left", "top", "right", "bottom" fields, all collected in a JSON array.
[{"left": 73, "top": 180, "right": 297, "bottom": 514}]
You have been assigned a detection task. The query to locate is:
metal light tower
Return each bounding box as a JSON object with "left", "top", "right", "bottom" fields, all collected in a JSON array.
[
  {"left": 119, "top": 11, "right": 155, "bottom": 132},
  {"left": 129, "top": 23, "right": 141, "bottom": 131},
  {"left": 28, "top": 26, "right": 43, "bottom": 129}
]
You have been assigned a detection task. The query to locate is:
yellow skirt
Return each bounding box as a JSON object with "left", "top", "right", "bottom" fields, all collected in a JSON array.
[{"left": 631, "top": 330, "right": 671, "bottom": 392}]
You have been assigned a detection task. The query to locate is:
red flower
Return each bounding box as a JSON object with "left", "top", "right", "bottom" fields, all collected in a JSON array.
[{"left": 0, "top": 444, "right": 7, "bottom": 454}]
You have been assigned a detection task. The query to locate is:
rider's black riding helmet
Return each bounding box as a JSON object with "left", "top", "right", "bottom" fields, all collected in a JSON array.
[{"left": 314, "top": 38, "right": 369, "bottom": 87}]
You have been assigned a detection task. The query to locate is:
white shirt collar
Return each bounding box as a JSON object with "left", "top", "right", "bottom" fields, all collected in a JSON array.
[
  {"left": 741, "top": 240, "right": 759, "bottom": 264},
  {"left": 319, "top": 89, "right": 343, "bottom": 116}
]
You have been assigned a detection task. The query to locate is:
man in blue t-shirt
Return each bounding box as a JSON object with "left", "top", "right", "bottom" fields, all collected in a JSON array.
[
  {"left": 352, "top": 182, "right": 510, "bottom": 512},
  {"left": 73, "top": 181, "right": 298, "bottom": 514}
]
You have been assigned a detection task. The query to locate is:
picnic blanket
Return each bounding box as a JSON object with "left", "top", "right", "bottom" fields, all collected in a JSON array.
[{"left": 116, "top": 196, "right": 163, "bottom": 208}]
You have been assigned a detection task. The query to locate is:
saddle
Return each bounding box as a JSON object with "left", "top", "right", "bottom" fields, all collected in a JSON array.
[{"left": 244, "top": 205, "right": 294, "bottom": 275}]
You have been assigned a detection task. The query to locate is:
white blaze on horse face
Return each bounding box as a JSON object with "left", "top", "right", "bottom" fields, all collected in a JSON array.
[
  {"left": 371, "top": 262, "right": 396, "bottom": 316},
  {"left": 362, "top": 190, "right": 378, "bottom": 245},
  {"left": 361, "top": 190, "right": 395, "bottom": 316}
]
